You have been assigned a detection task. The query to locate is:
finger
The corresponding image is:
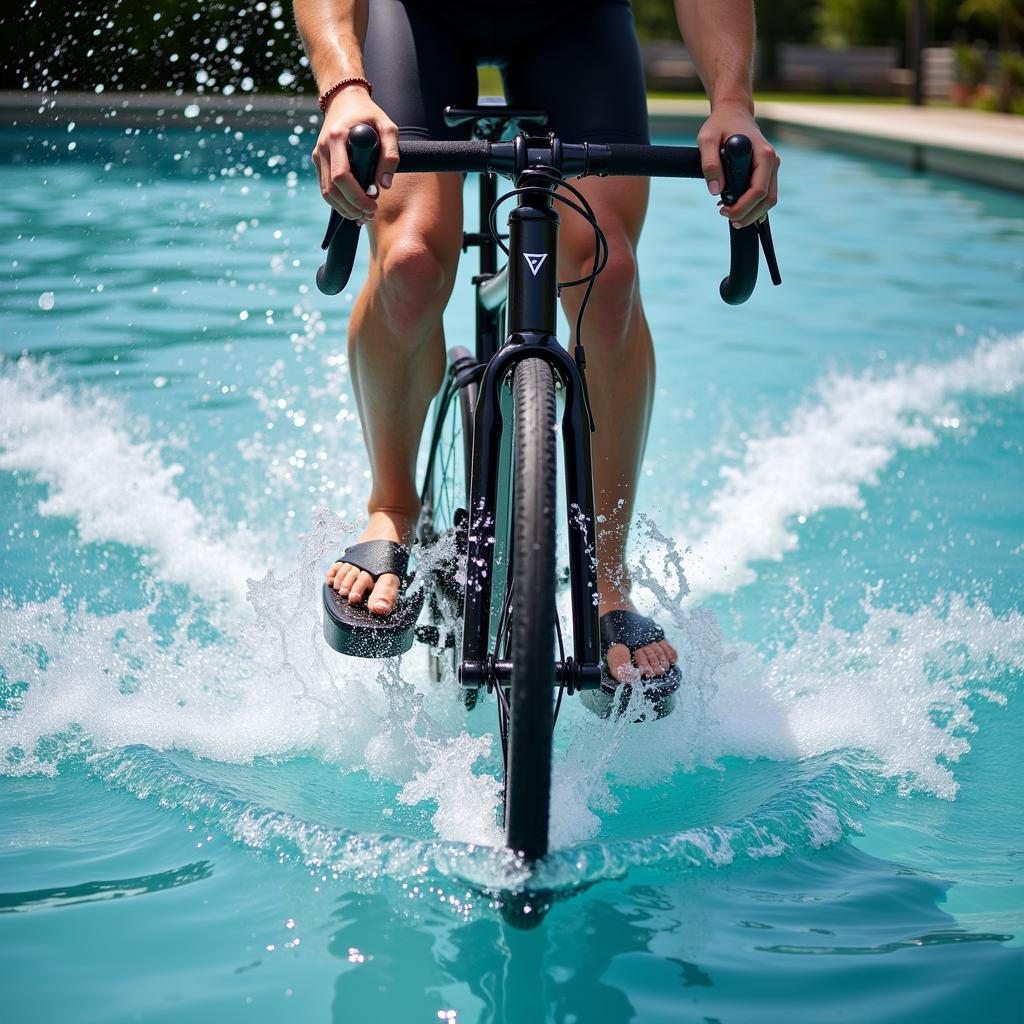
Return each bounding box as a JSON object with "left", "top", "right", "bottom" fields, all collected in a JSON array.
[
  {"left": 315, "top": 146, "right": 365, "bottom": 219},
  {"left": 730, "top": 196, "right": 773, "bottom": 229},
  {"left": 329, "top": 135, "right": 375, "bottom": 217},
  {"left": 719, "top": 182, "right": 766, "bottom": 224},
  {"left": 323, "top": 187, "right": 369, "bottom": 222},
  {"left": 377, "top": 123, "right": 400, "bottom": 191},
  {"left": 325, "top": 186, "right": 371, "bottom": 222},
  {"left": 696, "top": 125, "right": 724, "bottom": 198},
  {"left": 722, "top": 142, "right": 777, "bottom": 223},
  {"left": 329, "top": 170, "right": 374, "bottom": 219},
  {"left": 766, "top": 156, "right": 780, "bottom": 210}
]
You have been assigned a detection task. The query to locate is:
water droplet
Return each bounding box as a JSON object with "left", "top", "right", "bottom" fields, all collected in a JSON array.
[
  {"left": 183, "top": 103, "right": 200, "bottom": 119},
  {"left": 38, "top": 291, "right": 55, "bottom": 310}
]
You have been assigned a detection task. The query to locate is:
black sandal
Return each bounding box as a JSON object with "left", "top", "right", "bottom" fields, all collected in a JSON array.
[
  {"left": 322, "top": 540, "right": 425, "bottom": 658},
  {"left": 579, "top": 609, "right": 681, "bottom": 720}
]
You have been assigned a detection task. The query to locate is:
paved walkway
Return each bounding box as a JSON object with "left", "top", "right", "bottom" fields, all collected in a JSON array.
[{"left": 650, "top": 98, "right": 1024, "bottom": 191}]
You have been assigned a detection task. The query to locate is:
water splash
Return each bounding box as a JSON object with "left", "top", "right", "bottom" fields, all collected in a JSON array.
[
  {"left": 684, "top": 334, "right": 1024, "bottom": 599},
  {"left": 2, "top": 338, "right": 1023, "bottom": 894}
]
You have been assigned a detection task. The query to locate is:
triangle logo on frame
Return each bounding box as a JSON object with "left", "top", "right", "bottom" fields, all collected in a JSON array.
[{"left": 523, "top": 252, "right": 548, "bottom": 276}]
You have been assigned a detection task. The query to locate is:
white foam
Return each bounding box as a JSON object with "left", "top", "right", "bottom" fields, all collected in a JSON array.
[
  {"left": 0, "top": 357, "right": 261, "bottom": 604},
  {"left": 686, "top": 335, "right": 1024, "bottom": 599}
]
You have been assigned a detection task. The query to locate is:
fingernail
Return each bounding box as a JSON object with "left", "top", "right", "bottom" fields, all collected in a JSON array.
[
  {"left": 381, "top": 174, "right": 393, "bottom": 189},
  {"left": 708, "top": 179, "right": 721, "bottom": 196},
  {"left": 366, "top": 183, "right": 378, "bottom": 197}
]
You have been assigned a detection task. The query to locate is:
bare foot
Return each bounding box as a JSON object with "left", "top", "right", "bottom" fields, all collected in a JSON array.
[
  {"left": 326, "top": 509, "right": 416, "bottom": 616},
  {"left": 600, "top": 592, "right": 678, "bottom": 683}
]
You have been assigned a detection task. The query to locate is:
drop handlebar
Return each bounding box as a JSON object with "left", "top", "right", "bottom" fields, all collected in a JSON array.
[{"left": 316, "top": 124, "right": 781, "bottom": 304}]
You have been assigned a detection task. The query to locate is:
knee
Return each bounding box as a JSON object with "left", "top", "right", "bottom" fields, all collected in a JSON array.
[
  {"left": 564, "top": 236, "right": 640, "bottom": 348},
  {"left": 375, "top": 237, "right": 456, "bottom": 338}
]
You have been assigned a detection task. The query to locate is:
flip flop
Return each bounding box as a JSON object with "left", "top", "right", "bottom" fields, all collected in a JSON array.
[
  {"left": 322, "top": 540, "right": 425, "bottom": 658},
  {"left": 579, "top": 609, "right": 681, "bottom": 720}
]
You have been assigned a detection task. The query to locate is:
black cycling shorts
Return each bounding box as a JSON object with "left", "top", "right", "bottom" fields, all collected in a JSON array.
[{"left": 363, "top": 0, "right": 651, "bottom": 146}]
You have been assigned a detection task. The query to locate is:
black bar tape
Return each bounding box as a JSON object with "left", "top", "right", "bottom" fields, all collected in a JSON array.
[{"left": 601, "top": 144, "right": 702, "bottom": 178}]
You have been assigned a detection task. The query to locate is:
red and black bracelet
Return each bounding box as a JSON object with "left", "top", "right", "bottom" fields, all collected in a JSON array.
[{"left": 318, "top": 76, "right": 373, "bottom": 113}]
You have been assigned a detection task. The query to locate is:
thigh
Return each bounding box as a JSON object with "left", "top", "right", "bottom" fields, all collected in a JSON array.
[
  {"left": 364, "top": 0, "right": 479, "bottom": 140},
  {"left": 501, "top": 0, "right": 651, "bottom": 145}
]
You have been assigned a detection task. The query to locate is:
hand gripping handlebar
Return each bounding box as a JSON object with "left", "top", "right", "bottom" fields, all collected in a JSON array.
[{"left": 316, "top": 124, "right": 781, "bottom": 303}]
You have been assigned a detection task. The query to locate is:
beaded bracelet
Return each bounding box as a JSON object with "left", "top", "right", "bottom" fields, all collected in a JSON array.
[{"left": 318, "top": 77, "right": 373, "bottom": 113}]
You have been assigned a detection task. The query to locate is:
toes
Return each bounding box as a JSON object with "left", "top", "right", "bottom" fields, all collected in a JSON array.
[
  {"left": 348, "top": 570, "right": 376, "bottom": 604},
  {"left": 608, "top": 640, "right": 678, "bottom": 683},
  {"left": 326, "top": 561, "right": 341, "bottom": 584},
  {"left": 334, "top": 564, "right": 358, "bottom": 594},
  {"left": 653, "top": 641, "right": 674, "bottom": 672},
  {"left": 341, "top": 566, "right": 360, "bottom": 595},
  {"left": 368, "top": 573, "right": 400, "bottom": 615},
  {"left": 634, "top": 642, "right": 673, "bottom": 679},
  {"left": 634, "top": 648, "right": 656, "bottom": 678},
  {"left": 606, "top": 642, "right": 632, "bottom": 683}
]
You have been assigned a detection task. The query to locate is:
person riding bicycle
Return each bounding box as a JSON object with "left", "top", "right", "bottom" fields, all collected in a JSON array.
[{"left": 295, "top": 0, "right": 779, "bottom": 691}]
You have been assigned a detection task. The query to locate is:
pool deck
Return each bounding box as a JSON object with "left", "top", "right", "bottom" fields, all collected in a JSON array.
[
  {"left": 651, "top": 98, "right": 1024, "bottom": 192},
  {"left": 3, "top": 91, "right": 1022, "bottom": 192}
]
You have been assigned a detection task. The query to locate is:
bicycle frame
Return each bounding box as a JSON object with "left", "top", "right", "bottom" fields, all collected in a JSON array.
[{"left": 459, "top": 146, "right": 603, "bottom": 696}]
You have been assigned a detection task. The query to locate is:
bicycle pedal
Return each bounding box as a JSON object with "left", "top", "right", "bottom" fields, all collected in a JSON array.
[
  {"left": 415, "top": 625, "right": 456, "bottom": 649},
  {"left": 415, "top": 625, "right": 440, "bottom": 647}
]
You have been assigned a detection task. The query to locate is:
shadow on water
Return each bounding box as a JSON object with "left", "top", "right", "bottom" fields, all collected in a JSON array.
[{"left": 0, "top": 859, "right": 213, "bottom": 914}]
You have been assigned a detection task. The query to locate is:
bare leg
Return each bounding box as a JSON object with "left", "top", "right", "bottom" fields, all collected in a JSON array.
[
  {"left": 558, "top": 176, "right": 677, "bottom": 681},
  {"left": 326, "top": 172, "right": 464, "bottom": 613}
]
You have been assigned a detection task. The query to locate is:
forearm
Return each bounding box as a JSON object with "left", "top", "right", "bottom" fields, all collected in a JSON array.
[
  {"left": 292, "top": 0, "right": 368, "bottom": 90},
  {"left": 672, "top": 0, "right": 755, "bottom": 111}
]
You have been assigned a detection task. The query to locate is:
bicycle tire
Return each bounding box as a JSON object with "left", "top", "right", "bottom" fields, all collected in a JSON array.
[
  {"left": 419, "top": 347, "right": 477, "bottom": 690},
  {"left": 504, "top": 356, "right": 558, "bottom": 860}
]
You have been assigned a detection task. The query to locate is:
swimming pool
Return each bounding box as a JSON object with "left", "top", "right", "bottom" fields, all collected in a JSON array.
[{"left": 1, "top": 120, "right": 1023, "bottom": 1022}]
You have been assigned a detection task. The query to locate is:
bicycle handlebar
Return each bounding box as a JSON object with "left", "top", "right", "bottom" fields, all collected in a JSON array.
[{"left": 316, "top": 126, "right": 781, "bottom": 303}]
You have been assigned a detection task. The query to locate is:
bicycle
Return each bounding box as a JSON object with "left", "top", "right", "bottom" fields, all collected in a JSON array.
[{"left": 317, "top": 103, "right": 781, "bottom": 861}]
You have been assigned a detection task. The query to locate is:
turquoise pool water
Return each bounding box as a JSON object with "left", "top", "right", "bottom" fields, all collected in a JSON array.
[{"left": 1, "top": 122, "right": 1023, "bottom": 1022}]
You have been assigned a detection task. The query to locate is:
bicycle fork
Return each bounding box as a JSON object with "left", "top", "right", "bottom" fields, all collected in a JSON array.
[{"left": 459, "top": 169, "right": 603, "bottom": 696}]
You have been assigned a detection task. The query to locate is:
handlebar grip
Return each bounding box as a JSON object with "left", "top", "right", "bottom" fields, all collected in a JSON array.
[
  {"left": 601, "top": 144, "right": 702, "bottom": 178},
  {"left": 316, "top": 124, "right": 380, "bottom": 296},
  {"left": 718, "top": 135, "right": 759, "bottom": 306},
  {"left": 397, "top": 139, "right": 491, "bottom": 173}
]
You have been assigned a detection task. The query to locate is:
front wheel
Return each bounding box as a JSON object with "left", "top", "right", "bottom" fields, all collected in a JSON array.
[{"left": 503, "top": 357, "right": 558, "bottom": 860}]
